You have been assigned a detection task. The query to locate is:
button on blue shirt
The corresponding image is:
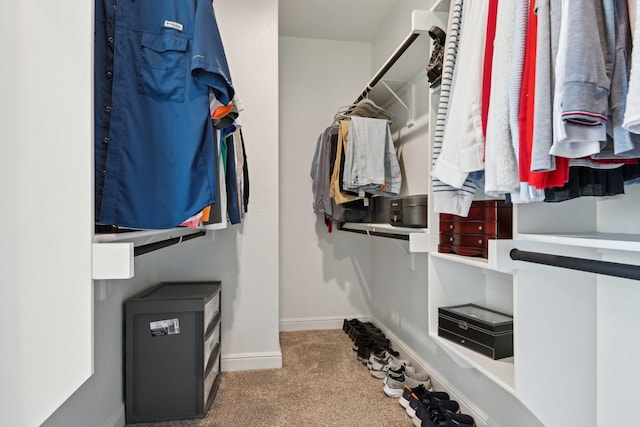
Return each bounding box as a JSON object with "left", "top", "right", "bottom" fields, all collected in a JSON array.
[{"left": 95, "top": 0, "right": 234, "bottom": 229}]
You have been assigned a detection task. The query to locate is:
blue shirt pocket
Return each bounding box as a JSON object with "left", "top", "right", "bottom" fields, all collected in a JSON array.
[{"left": 137, "top": 33, "right": 189, "bottom": 102}]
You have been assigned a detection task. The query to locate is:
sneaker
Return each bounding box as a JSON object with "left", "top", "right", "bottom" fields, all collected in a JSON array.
[
  {"left": 383, "top": 370, "right": 431, "bottom": 398},
  {"left": 367, "top": 350, "right": 410, "bottom": 370},
  {"left": 412, "top": 398, "right": 459, "bottom": 427},
  {"left": 353, "top": 333, "right": 390, "bottom": 352},
  {"left": 342, "top": 318, "right": 355, "bottom": 333},
  {"left": 343, "top": 318, "right": 365, "bottom": 336},
  {"left": 415, "top": 411, "right": 475, "bottom": 427},
  {"left": 399, "top": 384, "right": 429, "bottom": 409},
  {"left": 356, "top": 340, "right": 383, "bottom": 364},
  {"left": 445, "top": 412, "right": 476, "bottom": 427},
  {"left": 376, "top": 362, "right": 416, "bottom": 382},
  {"left": 406, "top": 390, "right": 450, "bottom": 418},
  {"left": 371, "top": 363, "right": 413, "bottom": 380}
]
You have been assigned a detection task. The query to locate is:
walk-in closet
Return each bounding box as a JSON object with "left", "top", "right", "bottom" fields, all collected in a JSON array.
[{"left": 2, "top": 0, "right": 639, "bottom": 426}]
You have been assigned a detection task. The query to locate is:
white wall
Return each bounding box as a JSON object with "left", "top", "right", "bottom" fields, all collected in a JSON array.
[
  {"left": 371, "top": 0, "right": 431, "bottom": 70},
  {"left": 155, "top": 0, "right": 282, "bottom": 372},
  {"left": 42, "top": 257, "right": 159, "bottom": 427},
  {"left": 0, "top": 2, "right": 94, "bottom": 426},
  {"left": 279, "top": 36, "right": 374, "bottom": 330}
]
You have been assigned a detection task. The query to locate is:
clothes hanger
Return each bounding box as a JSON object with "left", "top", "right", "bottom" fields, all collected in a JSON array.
[{"left": 331, "top": 96, "right": 395, "bottom": 125}]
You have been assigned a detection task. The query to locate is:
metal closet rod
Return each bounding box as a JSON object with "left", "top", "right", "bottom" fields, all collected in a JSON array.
[
  {"left": 509, "top": 249, "right": 640, "bottom": 281},
  {"left": 337, "top": 224, "right": 410, "bottom": 241},
  {"left": 134, "top": 230, "right": 206, "bottom": 257},
  {"left": 353, "top": 32, "right": 421, "bottom": 105}
]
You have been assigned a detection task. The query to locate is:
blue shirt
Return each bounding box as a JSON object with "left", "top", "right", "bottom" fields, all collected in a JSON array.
[{"left": 95, "top": 0, "right": 234, "bottom": 229}]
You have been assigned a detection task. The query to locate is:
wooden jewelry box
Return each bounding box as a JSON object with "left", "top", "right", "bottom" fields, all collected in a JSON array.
[{"left": 438, "top": 199, "right": 512, "bottom": 258}]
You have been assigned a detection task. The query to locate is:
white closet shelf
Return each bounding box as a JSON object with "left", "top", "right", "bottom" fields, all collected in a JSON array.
[
  {"left": 516, "top": 232, "right": 640, "bottom": 252},
  {"left": 429, "top": 332, "right": 516, "bottom": 395},
  {"left": 430, "top": 239, "right": 517, "bottom": 273},
  {"left": 339, "top": 222, "right": 430, "bottom": 252},
  {"left": 94, "top": 226, "right": 198, "bottom": 243},
  {"left": 92, "top": 226, "right": 215, "bottom": 280},
  {"left": 430, "top": 252, "right": 489, "bottom": 267}
]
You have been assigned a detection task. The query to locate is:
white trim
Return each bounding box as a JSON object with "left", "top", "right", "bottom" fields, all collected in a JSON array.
[
  {"left": 371, "top": 317, "right": 492, "bottom": 427},
  {"left": 279, "top": 315, "right": 371, "bottom": 332},
  {"left": 221, "top": 351, "right": 282, "bottom": 372},
  {"left": 101, "top": 401, "right": 125, "bottom": 427}
]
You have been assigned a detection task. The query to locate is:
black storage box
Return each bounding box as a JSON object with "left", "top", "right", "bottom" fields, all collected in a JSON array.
[
  {"left": 438, "top": 303, "right": 513, "bottom": 360},
  {"left": 125, "top": 281, "right": 222, "bottom": 423},
  {"left": 389, "top": 194, "right": 428, "bottom": 228}
]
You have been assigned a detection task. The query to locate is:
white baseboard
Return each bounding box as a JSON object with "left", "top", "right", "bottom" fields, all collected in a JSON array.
[
  {"left": 371, "top": 318, "right": 491, "bottom": 427},
  {"left": 279, "top": 315, "right": 371, "bottom": 332},
  {"left": 221, "top": 351, "right": 282, "bottom": 372},
  {"left": 102, "top": 401, "right": 125, "bottom": 427}
]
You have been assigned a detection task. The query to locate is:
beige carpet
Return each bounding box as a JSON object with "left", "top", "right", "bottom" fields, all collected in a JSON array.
[{"left": 129, "top": 329, "right": 412, "bottom": 427}]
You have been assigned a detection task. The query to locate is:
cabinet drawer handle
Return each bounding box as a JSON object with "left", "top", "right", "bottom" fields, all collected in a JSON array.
[
  {"left": 478, "top": 240, "right": 483, "bottom": 244},
  {"left": 450, "top": 237, "right": 454, "bottom": 242},
  {"left": 478, "top": 225, "right": 483, "bottom": 231},
  {"left": 458, "top": 321, "right": 468, "bottom": 330}
]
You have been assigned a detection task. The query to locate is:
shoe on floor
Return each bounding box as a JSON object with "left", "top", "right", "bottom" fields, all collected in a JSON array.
[
  {"left": 444, "top": 412, "right": 476, "bottom": 427},
  {"left": 383, "top": 364, "right": 417, "bottom": 383},
  {"left": 412, "top": 398, "right": 460, "bottom": 427},
  {"left": 406, "top": 390, "right": 450, "bottom": 418},
  {"left": 415, "top": 410, "right": 475, "bottom": 427},
  {"left": 367, "top": 350, "right": 410, "bottom": 371},
  {"left": 398, "top": 384, "right": 429, "bottom": 409},
  {"left": 371, "top": 362, "right": 413, "bottom": 380},
  {"left": 383, "top": 370, "right": 431, "bottom": 398}
]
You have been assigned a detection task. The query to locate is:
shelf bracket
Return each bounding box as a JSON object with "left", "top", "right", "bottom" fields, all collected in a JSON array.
[
  {"left": 92, "top": 242, "right": 134, "bottom": 280},
  {"left": 381, "top": 80, "right": 410, "bottom": 111}
]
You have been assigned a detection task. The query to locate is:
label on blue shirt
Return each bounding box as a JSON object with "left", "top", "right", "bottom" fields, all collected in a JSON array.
[{"left": 164, "top": 20, "right": 183, "bottom": 32}]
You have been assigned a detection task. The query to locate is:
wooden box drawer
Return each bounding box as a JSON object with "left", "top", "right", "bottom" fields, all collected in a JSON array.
[
  {"left": 440, "top": 220, "right": 498, "bottom": 235},
  {"left": 441, "top": 200, "right": 512, "bottom": 222},
  {"left": 439, "top": 232, "right": 489, "bottom": 256}
]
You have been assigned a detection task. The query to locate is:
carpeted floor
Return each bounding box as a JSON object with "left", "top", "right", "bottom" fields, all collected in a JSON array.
[{"left": 128, "top": 329, "right": 412, "bottom": 427}]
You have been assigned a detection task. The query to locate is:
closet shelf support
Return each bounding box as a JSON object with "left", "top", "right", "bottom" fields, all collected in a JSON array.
[
  {"left": 92, "top": 230, "right": 207, "bottom": 280},
  {"left": 352, "top": 10, "right": 429, "bottom": 104},
  {"left": 381, "top": 80, "right": 410, "bottom": 111},
  {"left": 134, "top": 230, "right": 206, "bottom": 257},
  {"left": 338, "top": 224, "right": 410, "bottom": 241}
]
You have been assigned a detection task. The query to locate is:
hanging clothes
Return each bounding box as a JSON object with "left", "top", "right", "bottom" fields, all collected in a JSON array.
[
  {"left": 432, "top": 0, "right": 479, "bottom": 217},
  {"left": 342, "top": 116, "right": 401, "bottom": 197},
  {"left": 239, "top": 128, "right": 250, "bottom": 214},
  {"left": 594, "top": 0, "right": 640, "bottom": 158},
  {"left": 330, "top": 120, "right": 364, "bottom": 204},
  {"left": 222, "top": 125, "right": 242, "bottom": 225},
  {"left": 432, "top": 0, "right": 489, "bottom": 189},
  {"left": 623, "top": 0, "right": 640, "bottom": 132},
  {"left": 483, "top": 0, "right": 519, "bottom": 197},
  {"left": 481, "top": 0, "right": 500, "bottom": 140},
  {"left": 310, "top": 125, "right": 367, "bottom": 230},
  {"left": 94, "top": 0, "right": 234, "bottom": 229},
  {"left": 527, "top": 0, "right": 569, "bottom": 191}
]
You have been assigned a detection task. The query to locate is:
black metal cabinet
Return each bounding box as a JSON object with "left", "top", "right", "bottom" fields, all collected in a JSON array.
[{"left": 125, "top": 281, "right": 221, "bottom": 424}]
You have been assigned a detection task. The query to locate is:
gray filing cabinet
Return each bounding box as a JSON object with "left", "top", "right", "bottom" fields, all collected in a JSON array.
[{"left": 125, "top": 281, "right": 221, "bottom": 424}]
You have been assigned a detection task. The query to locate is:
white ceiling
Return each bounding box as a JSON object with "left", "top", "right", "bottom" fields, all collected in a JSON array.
[{"left": 279, "top": 0, "right": 400, "bottom": 42}]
